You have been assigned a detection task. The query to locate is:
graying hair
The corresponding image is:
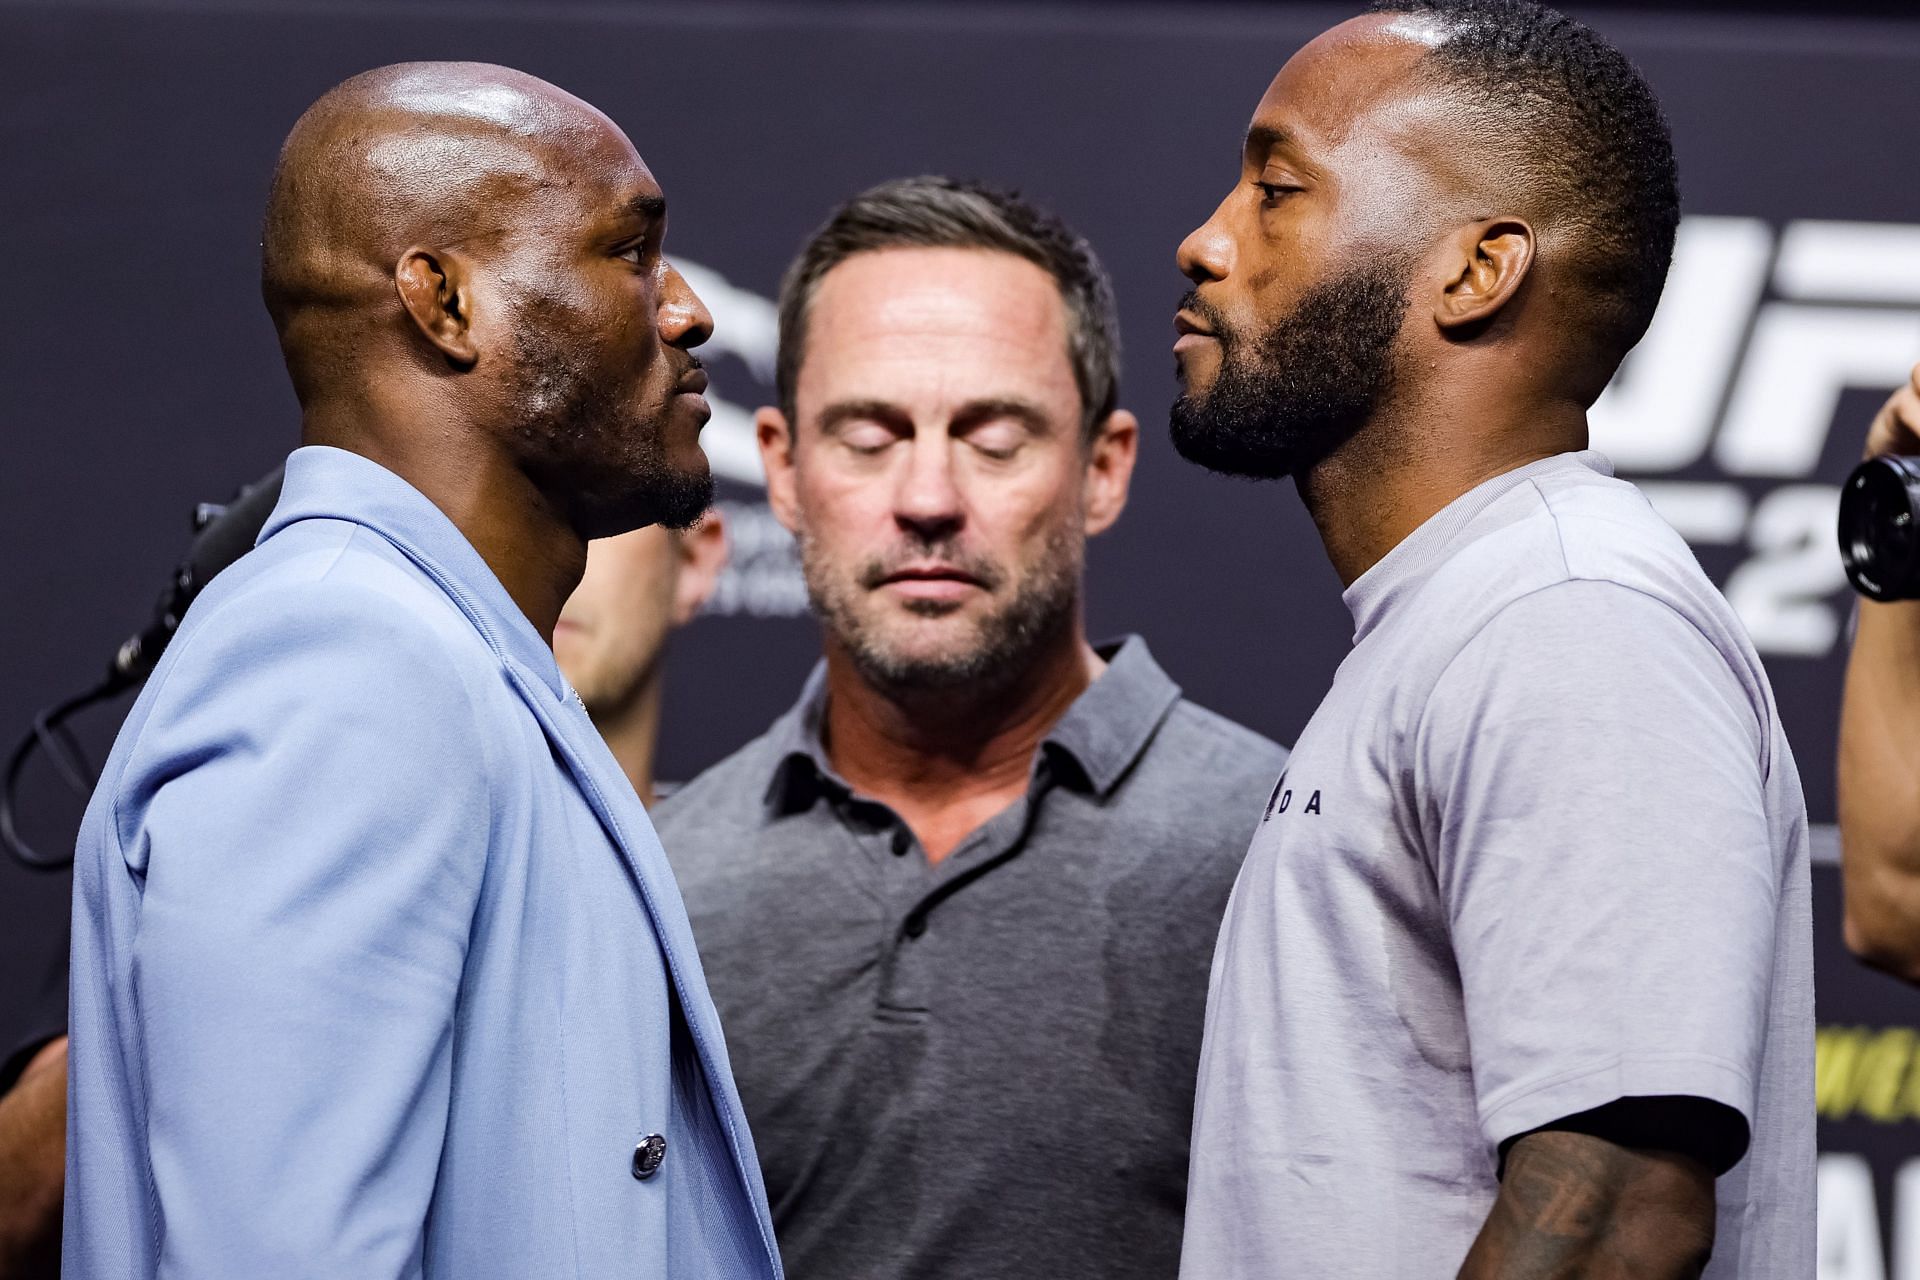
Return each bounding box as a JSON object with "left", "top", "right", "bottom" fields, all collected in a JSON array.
[{"left": 775, "top": 176, "right": 1121, "bottom": 438}]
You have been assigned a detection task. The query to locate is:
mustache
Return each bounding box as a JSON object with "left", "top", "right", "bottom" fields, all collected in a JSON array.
[
  {"left": 1178, "top": 289, "right": 1234, "bottom": 343},
  {"left": 855, "top": 540, "right": 1006, "bottom": 592}
]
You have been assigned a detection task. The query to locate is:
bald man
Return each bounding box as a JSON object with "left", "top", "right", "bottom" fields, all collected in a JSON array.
[{"left": 64, "top": 64, "right": 781, "bottom": 1279}]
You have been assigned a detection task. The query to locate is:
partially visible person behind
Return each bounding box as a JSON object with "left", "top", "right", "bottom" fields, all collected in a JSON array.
[
  {"left": 556, "top": 517, "right": 727, "bottom": 805},
  {"left": 0, "top": 1020, "right": 63, "bottom": 1280},
  {"left": 653, "top": 177, "right": 1288, "bottom": 1280},
  {"left": 1170, "top": 2, "right": 1812, "bottom": 1277},
  {"left": 1839, "top": 360, "right": 1920, "bottom": 982},
  {"left": 64, "top": 62, "right": 779, "bottom": 1278}
]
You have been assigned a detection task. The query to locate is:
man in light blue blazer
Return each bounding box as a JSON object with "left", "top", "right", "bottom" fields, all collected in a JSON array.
[{"left": 64, "top": 62, "right": 781, "bottom": 1278}]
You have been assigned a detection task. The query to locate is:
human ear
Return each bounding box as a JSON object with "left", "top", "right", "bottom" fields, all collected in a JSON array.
[
  {"left": 1082, "top": 408, "right": 1139, "bottom": 537},
  {"left": 1434, "top": 217, "right": 1534, "bottom": 333},
  {"left": 395, "top": 246, "right": 480, "bottom": 367},
  {"left": 670, "top": 509, "right": 728, "bottom": 626},
  {"left": 756, "top": 405, "right": 802, "bottom": 535}
]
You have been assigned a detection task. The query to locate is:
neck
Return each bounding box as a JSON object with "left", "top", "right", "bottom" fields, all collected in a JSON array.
[
  {"left": 1299, "top": 386, "right": 1588, "bottom": 587},
  {"left": 303, "top": 389, "right": 586, "bottom": 642},
  {"left": 589, "top": 670, "right": 664, "bottom": 807},
  {"left": 821, "top": 616, "right": 1104, "bottom": 860}
]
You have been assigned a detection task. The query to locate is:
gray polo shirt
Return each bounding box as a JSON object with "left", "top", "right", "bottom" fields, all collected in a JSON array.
[{"left": 655, "top": 637, "right": 1287, "bottom": 1280}]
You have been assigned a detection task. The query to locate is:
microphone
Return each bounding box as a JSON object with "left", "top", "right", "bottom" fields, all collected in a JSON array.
[
  {"left": 5, "top": 466, "right": 288, "bottom": 870},
  {"left": 104, "top": 466, "right": 286, "bottom": 694}
]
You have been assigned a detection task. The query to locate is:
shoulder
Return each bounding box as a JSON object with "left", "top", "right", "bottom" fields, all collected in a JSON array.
[
  {"left": 1425, "top": 577, "right": 1766, "bottom": 760},
  {"left": 652, "top": 730, "right": 787, "bottom": 845},
  {"left": 1155, "top": 698, "right": 1290, "bottom": 782},
  {"left": 1415, "top": 466, "right": 1751, "bottom": 667},
  {"left": 125, "top": 520, "right": 505, "bottom": 774},
  {"left": 1106, "top": 698, "right": 1287, "bottom": 856},
  {"left": 173, "top": 519, "right": 492, "bottom": 684}
]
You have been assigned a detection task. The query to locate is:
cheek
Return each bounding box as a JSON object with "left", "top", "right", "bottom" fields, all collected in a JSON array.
[
  {"left": 970, "top": 466, "right": 1084, "bottom": 556},
  {"left": 793, "top": 465, "right": 894, "bottom": 555}
]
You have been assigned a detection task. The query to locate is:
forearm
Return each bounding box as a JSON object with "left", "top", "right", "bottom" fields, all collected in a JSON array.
[
  {"left": 1457, "top": 1130, "right": 1714, "bottom": 1280},
  {"left": 1839, "top": 598, "right": 1920, "bottom": 978},
  {"left": 0, "top": 1037, "right": 67, "bottom": 1277}
]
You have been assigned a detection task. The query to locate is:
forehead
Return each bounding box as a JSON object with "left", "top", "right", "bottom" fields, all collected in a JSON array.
[
  {"left": 542, "top": 113, "right": 658, "bottom": 218},
  {"left": 798, "top": 246, "right": 1078, "bottom": 398},
  {"left": 1250, "top": 15, "right": 1448, "bottom": 158}
]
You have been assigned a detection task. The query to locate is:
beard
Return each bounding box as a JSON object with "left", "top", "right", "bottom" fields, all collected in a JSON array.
[
  {"left": 508, "top": 324, "right": 714, "bottom": 535},
  {"left": 1170, "top": 256, "right": 1412, "bottom": 480},
  {"left": 799, "top": 523, "right": 1083, "bottom": 698}
]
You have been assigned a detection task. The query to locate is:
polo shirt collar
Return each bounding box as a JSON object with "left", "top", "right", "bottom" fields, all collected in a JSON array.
[
  {"left": 258, "top": 444, "right": 570, "bottom": 700},
  {"left": 762, "top": 635, "right": 1181, "bottom": 814}
]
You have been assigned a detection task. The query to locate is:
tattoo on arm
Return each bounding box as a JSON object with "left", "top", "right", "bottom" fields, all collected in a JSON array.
[{"left": 1457, "top": 1129, "right": 1716, "bottom": 1280}]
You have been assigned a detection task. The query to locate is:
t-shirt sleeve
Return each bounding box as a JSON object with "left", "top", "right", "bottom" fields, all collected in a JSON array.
[
  {"left": 119, "top": 580, "right": 496, "bottom": 1276},
  {"left": 1415, "top": 577, "right": 1779, "bottom": 1162}
]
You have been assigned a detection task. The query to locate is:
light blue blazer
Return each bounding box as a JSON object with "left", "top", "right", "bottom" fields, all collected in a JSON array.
[{"left": 66, "top": 446, "right": 782, "bottom": 1279}]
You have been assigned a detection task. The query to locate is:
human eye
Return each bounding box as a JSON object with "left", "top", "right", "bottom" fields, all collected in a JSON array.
[
  {"left": 840, "top": 423, "right": 896, "bottom": 455},
  {"left": 966, "top": 422, "right": 1024, "bottom": 460},
  {"left": 615, "top": 238, "right": 653, "bottom": 267},
  {"left": 1255, "top": 179, "right": 1302, "bottom": 207}
]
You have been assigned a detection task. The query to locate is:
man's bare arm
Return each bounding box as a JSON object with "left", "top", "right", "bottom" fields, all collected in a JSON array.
[
  {"left": 1840, "top": 361, "right": 1920, "bottom": 981},
  {"left": 1457, "top": 1128, "right": 1714, "bottom": 1280},
  {"left": 0, "top": 1035, "right": 66, "bottom": 1279}
]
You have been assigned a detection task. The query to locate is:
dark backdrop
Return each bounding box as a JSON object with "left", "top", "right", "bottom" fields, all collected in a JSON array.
[{"left": 3, "top": 0, "right": 1917, "bottom": 1271}]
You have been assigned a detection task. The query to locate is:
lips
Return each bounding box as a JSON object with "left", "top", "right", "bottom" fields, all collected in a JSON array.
[
  {"left": 676, "top": 366, "right": 710, "bottom": 395},
  {"left": 879, "top": 564, "right": 982, "bottom": 587},
  {"left": 1173, "top": 311, "right": 1216, "bottom": 339}
]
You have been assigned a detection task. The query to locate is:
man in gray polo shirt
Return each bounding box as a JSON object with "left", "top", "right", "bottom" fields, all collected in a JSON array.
[
  {"left": 654, "top": 177, "right": 1286, "bottom": 1280},
  {"left": 1168, "top": 2, "right": 1813, "bottom": 1277}
]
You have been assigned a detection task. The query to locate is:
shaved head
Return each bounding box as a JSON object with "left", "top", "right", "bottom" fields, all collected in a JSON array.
[
  {"left": 260, "top": 62, "right": 715, "bottom": 545},
  {"left": 264, "top": 63, "right": 616, "bottom": 395}
]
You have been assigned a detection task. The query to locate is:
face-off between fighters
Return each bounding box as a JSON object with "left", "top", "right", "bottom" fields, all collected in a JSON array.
[{"left": 20, "top": 0, "right": 1920, "bottom": 1276}]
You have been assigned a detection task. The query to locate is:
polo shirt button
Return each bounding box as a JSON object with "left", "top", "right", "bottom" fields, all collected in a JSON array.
[
  {"left": 890, "top": 827, "right": 912, "bottom": 857},
  {"left": 632, "top": 1133, "right": 667, "bottom": 1180},
  {"left": 903, "top": 913, "right": 927, "bottom": 938}
]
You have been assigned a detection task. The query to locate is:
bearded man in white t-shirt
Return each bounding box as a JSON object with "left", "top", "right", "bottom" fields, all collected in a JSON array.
[{"left": 1168, "top": 2, "right": 1815, "bottom": 1277}]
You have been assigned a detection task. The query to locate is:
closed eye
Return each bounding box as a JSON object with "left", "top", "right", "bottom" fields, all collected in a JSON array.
[
  {"left": 965, "top": 424, "right": 1024, "bottom": 460},
  {"left": 839, "top": 423, "right": 897, "bottom": 455}
]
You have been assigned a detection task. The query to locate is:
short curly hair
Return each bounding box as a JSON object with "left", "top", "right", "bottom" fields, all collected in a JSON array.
[
  {"left": 774, "top": 176, "right": 1121, "bottom": 439},
  {"left": 1371, "top": 0, "right": 1680, "bottom": 373}
]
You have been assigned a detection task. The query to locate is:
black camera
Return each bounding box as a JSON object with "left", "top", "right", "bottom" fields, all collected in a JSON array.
[{"left": 1840, "top": 455, "right": 1920, "bottom": 601}]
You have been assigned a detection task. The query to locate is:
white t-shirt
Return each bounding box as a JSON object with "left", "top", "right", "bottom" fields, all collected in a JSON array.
[{"left": 1180, "top": 451, "right": 1814, "bottom": 1279}]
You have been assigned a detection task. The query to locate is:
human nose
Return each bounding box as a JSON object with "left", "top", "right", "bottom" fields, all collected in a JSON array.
[
  {"left": 1177, "top": 198, "right": 1234, "bottom": 285},
  {"left": 893, "top": 433, "right": 964, "bottom": 543},
  {"left": 658, "top": 263, "right": 714, "bottom": 350}
]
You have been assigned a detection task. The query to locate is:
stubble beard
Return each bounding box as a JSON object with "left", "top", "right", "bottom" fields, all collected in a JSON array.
[
  {"left": 509, "top": 325, "right": 714, "bottom": 535},
  {"left": 799, "top": 523, "right": 1085, "bottom": 702},
  {"left": 1169, "top": 256, "right": 1412, "bottom": 482}
]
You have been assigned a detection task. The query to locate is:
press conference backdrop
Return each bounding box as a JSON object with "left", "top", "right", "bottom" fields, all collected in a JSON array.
[{"left": 1, "top": 0, "right": 1915, "bottom": 1271}]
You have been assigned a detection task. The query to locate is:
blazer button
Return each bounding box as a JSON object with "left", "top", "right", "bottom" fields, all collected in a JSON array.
[{"left": 632, "top": 1134, "right": 667, "bottom": 1180}]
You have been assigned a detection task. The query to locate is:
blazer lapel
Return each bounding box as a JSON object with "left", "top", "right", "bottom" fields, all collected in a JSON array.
[{"left": 502, "top": 658, "right": 780, "bottom": 1267}]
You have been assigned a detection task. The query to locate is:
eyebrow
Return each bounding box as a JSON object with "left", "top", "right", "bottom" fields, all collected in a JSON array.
[
  {"left": 816, "top": 399, "right": 911, "bottom": 434},
  {"left": 813, "top": 397, "right": 1055, "bottom": 434},
  {"left": 617, "top": 191, "right": 667, "bottom": 224},
  {"left": 950, "top": 397, "right": 1053, "bottom": 433},
  {"left": 1244, "top": 123, "right": 1294, "bottom": 159}
]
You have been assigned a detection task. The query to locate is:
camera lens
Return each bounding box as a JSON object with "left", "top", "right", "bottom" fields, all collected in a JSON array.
[{"left": 1840, "top": 455, "right": 1920, "bottom": 601}]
